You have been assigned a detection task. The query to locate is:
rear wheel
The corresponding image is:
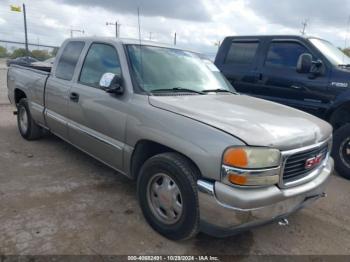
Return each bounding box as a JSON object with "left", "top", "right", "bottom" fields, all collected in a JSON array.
[
  {"left": 137, "top": 152, "right": 200, "bottom": 240},
  {"left": 332, "top": 124, "right": 350, "bottom": 179},
  {"left": 17, "top": 99, "right": 43, "bottom": 140}
]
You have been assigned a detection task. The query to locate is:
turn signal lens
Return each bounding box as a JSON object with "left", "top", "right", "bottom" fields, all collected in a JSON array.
[
  {"left": 223, "top": 148, "right": 248, "bottom": 168},
  {"left": 228, "top": 173, "right": 247, "bottom": 185}
]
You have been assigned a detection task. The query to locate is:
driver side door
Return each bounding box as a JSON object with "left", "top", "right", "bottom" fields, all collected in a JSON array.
[
  {"left": 257, "top": 40, "right": 331, "bottom": 118},
  {"left": 68, "top": 42, "right": 128, "bottom": 172}
]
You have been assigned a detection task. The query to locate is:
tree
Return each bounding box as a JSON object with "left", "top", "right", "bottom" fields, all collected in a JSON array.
[
  {"left": 342, "top": 48, "right": 350, "bottom": 57},
  {"left": 50, "top": 47, "right": 59, "bottom": 57},
  {"left": 11, "top": 48, "right": 28, "bottom": 59},
  {"left": 31, "top": 49, "right": 50, "bottom": 61},
  {"left": 0, "top": 46, "right": 8, "bottom": 58}
]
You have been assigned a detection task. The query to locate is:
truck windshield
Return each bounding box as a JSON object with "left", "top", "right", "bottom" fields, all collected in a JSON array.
[
  {"left": 310, "top": 38, "right": 350, "bottom": 66},
  {"left": 126, "top": 45, "right": 234, "bottom": 94}
]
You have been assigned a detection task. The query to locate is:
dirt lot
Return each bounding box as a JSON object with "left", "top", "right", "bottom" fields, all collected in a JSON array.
[
  {"left": 0, "top": 59, "right": 8, "bottom": 105},
  {"left": 1, "top": 60, "right": 350, "bottom": 256}
]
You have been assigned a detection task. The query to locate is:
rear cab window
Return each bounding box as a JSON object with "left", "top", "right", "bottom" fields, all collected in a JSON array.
[
  {"left": 224, "top": 41, "right": 259, "bottom": 65},
  {"left": 55, "top": 41, "right": 85, "bottom": 81}
]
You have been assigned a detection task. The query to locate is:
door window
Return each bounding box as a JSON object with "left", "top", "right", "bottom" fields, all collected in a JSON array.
[
  {"left": 56, "top": 41, "right": 85, "bottom": 81},
  {"left": 224, "top": 42, "right": 259, "bottom": 65},
  {"left": 79, "top": 43, "right": 121, "bottom": 88},
  {"left": 265, "top": 42, "right": 308, "bottom": 68}
]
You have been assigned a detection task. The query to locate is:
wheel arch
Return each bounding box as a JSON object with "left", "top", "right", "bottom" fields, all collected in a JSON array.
[
  {"left": 328, "top": 102, "right": 350, "bottom": 130},
  {"left": 14, "top": 88, "right": 27, "bottom": 105},
  {"left": 129, "top": 139, "right": 202, "bottom": 180}
]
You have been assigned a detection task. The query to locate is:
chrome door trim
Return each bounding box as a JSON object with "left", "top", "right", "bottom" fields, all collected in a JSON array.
[
  {"left": 46, "top": 110, "right": 68, "bottom": 126},
  {"left": 49, "top": 128, "right": 129, "bottom": 178},
  {"left": 68, "top": 121, "right": 123, "bottom": 151}
]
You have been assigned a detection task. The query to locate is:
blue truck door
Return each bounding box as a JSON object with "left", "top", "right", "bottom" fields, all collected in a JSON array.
[{"left": 256, "top": 40, "right": 330, "bottom": 118}]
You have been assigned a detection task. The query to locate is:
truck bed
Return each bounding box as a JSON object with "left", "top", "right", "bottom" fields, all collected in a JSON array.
[{"left": 7, "top": 64, "right": 50, "bottom": 126}]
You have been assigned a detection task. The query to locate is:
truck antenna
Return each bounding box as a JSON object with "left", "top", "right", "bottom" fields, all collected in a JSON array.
[
  {"left": 344, "top": 15, "right": 350, "bottom": 63},
  {"left": 137, "top": 7, "right": 142, "bottom": 46},
  {"left": 137, "top": 7, "right": 144, "bottom": 90}
]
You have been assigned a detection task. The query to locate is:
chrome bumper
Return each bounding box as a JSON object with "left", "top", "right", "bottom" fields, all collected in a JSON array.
[{"left": 197, "top": 157, "right": 334, "bottom": 237}]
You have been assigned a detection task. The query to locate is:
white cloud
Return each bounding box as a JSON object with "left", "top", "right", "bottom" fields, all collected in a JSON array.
[
  {"left": 0, "top": 0, "right": 349, "bottom": 54},
  {"left": 0, "top": 18, "right": 6, "bottom": 25}
]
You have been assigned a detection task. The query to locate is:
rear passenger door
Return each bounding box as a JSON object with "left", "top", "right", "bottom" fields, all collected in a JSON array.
[
  {"left": 68, "top": 42, "right": 128, "bottom": 172},
  {"left": 257, "top": 40, "right": 330, "bottom": 117},
  {"left": 45, "top": 41, "right": 85, "bottom": 139},
  {"left": 218, "top": 40, "right": 261, "bottom": 94}
]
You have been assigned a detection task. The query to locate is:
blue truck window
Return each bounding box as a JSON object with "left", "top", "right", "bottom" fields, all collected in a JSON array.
[
  {"left": 265, "top": 42, "right": 308, "bottom": 68},
  {"left": 224, "top": 42, "right": 259, "bottom": 65}
]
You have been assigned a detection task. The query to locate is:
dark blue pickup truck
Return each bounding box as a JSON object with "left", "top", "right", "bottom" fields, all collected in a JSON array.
[{"left": 215, "top": 35, "right": 350, "bottom": 178}]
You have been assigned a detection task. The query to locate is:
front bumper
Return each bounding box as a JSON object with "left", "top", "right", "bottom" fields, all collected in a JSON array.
[{"left": 197, "top": 157, "right": 334, "bottom": 237}]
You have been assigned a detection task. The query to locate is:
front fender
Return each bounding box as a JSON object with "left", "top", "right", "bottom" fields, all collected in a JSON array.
[
  {"left": 326, "top": 89, "right": 350, "bottom": 121},
  {"left": 124, "top": 95, "right": 245, "bottom": 181}
]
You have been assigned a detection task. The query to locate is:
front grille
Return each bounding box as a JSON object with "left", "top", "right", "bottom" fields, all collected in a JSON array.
[{"left": 283, "top": 142, "right": 329, "bottom": 182}]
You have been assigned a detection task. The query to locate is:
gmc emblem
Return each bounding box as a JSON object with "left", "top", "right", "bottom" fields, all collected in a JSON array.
[{"left": 305, "top": 154, "right": 323, "bottom": 169}]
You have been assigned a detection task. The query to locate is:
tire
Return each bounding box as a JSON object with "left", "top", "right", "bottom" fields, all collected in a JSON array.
[
  {"left": 17, "top": 98, "right": 43, "bottom": 140},
  {"left": 137, "top": 152, "right": 200, "bottom": 240},
  {"left": 332, "top": 124, "right": 350, "bottom": 179}
]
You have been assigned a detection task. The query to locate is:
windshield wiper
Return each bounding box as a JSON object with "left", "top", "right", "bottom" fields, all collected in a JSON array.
[
  {"left": 202, "top": 89, "right": 237, "bottom": 94},
  {"left": 338, "top": 64, "right": 350, "bottom": 67},
  {"left": 151, "top": 87, "right": 204, "bottom": 95}
]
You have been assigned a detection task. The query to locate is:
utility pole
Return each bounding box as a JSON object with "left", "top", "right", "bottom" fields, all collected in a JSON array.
[
  {"left": 174, "top": 32, "right": 177, "bottom": 46},
  {"left": 23, "top": 4, "right": 29, "bottom": 55},
  {"left": 70, "top": 29, "right": 84, "bottom": 38},
  {"left": 10, "top": 4, "right": 29, "bottom": 55},
  {"left": 300, "top": 19, "right": 308, "bottom": 35},
  {"left": 106, "top": 21, "right": 120, "bottom": 38},
  {"left": 214, "top": 40, "right": 221, "bottom": 47}
]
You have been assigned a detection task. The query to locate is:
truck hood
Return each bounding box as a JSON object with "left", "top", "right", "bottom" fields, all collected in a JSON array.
[{"left": 149, "top": 94, "right": 332, "bottom": 151}]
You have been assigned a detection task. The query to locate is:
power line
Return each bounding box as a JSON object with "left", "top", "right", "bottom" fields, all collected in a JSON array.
[
  {"left": 300, "top": 19, "right": 309, "bottom": 35},
  {"left": 70, "top": 29, "right": 84, "bottom": 38},
  {"left": 106, "top": 21, "right": 121, "bottom": 38},
  {"left": 0, "top": 39, "right": 58, "bottom": 49}
]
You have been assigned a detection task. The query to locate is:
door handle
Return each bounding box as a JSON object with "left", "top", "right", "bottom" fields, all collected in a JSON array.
[
  {"left": 290, "top": 85, "right": 303, "bottom": 90},
  {"left": 253, "top": 72, "right": 263, "bottom": 82},
  {"left": 70, "top": 92, "right": 79, "bottom": 102}
]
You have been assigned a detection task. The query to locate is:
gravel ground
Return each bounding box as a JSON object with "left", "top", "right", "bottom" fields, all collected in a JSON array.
[
  {"left": 0, "top": 59, "right": 8, "bottom": 105},
  {"left": 1, "top": 61, "right": 350, "bottom": 256}
]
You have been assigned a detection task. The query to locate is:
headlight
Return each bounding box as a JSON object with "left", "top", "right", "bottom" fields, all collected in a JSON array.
[
  {"left": 223, "top": 147, "right": 281, "bottom": 169},
  {"left": 222, "top": 147, "right": 281, "bottom": 186}
]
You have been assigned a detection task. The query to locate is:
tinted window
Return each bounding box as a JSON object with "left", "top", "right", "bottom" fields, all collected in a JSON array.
[
  {"left": 225, "top": 42, "right": 259, "bottom": 65},
  {"left": 56, "top": 41, "right": 84, "bottom": 80},
  {"left": 79, "top": 43, "right": 121, "bottom": 88},
  {"left": 265, "top": 42, "right": 308, "bottom": 68}
]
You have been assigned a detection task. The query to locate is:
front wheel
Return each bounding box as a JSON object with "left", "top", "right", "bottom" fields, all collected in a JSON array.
[
  {"left": 137, "top": 152, "right": 200, "bottom": 240},
  {"left": 332, "top": 124, "right": 350, "bottom": 179}
]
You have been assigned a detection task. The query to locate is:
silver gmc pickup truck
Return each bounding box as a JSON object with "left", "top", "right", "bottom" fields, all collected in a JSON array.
[{"left": 7, "top": 37, "right": 334, "bottom": 240}]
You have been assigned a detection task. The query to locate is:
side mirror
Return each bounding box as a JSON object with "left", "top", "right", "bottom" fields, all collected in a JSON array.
[
  {"left": 297, "top": 53, "right": 312, "bottom": 73},
  {"left": 99, "top": 72, "right": 124, "bottom": 95}
]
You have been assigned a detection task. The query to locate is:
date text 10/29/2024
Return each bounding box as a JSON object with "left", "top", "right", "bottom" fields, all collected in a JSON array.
[{"left": 127, "top": 256, "right": 220, "bottom": 261}]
